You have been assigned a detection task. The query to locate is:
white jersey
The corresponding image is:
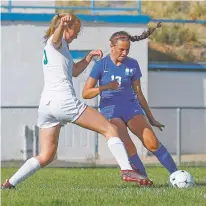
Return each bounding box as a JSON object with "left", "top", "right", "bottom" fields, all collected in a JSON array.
[
  {"left": 41, "top": 35, "right": 76, "bottom": 100},
  {"left": 37, "top": 35, "right": 87, "bottom": 127}
]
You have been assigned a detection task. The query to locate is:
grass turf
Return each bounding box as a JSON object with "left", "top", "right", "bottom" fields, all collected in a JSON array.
[{"left": 1, "top": 167, "right": 206, "bottom": 206}]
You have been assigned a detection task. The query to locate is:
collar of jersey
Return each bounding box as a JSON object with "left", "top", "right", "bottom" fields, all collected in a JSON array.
[{"left": 107, "top": 55, "right": 125, "bottom": 69}]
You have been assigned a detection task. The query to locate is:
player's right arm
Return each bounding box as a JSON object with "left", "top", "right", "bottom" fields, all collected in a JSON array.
[
  {"left": 83, "top": 60, "right": 119, "bottom": 99},
  {"left": 83, "top": 77, "right": 106, "bottom": 99},
  {"left": 52, "top": 15, "right": 72, "bottom": 49},
  {"left": 82, "top": 77, "right": 119, "bottom": 99}
]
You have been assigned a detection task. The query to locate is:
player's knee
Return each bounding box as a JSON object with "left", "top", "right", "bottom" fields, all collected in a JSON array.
[
  {"left": 38, "top": 153, "right": 55, "bottom": 167},
  {"left": 145, "top": 138, "right": 160, "bottom": 153},
  {"left": 104, "top": 124, "right": 119, "bottom": 138},
  {"left": 143, "top": 136, "right": 160, "bottom": 152}
]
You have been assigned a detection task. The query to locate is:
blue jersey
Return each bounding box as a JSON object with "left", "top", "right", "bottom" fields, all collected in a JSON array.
[{"left": 90, "top": 55, "right": 142, "bottom": 107}]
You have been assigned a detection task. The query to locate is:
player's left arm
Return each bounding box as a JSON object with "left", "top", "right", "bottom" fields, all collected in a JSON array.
[
  {"left": 132, "top": 80, "right": 165, "bottom": 131},
  {"left": 72, "top": 50, "right": 103, "bottom": 77}
]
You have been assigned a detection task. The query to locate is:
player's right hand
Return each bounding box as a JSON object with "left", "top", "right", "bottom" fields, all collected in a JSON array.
[
  {"left": 60, "top": 15, "right": 72, "bottom": 27},
  {"left": 106, "top": 81, "right": 119, "bottom": 90}
]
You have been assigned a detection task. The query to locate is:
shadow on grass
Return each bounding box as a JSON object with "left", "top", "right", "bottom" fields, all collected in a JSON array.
[
  {"left": 113, "top": 182, "right": 206, "bottom": 189},
  {"left": 113, "top": 183, "right": 169, "bottom": 189},
  {"left": 195, "top": 182, "right": 206, "bottom": 187}
]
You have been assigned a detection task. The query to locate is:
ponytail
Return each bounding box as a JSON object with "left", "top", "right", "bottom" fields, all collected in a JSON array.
[
  {"left": 110, "top": 22, "right": 162, "bottom": 44},
  {"left": 44, "top": 14, "right": 61, "bottom": 42},
  {"left": 129, "top": 22, "right": 162, "bottom": 42}
]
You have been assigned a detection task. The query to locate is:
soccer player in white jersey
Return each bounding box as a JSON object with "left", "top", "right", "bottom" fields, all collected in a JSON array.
[{"left": 1, "top": 13, "right": 152, "bottom": 189}]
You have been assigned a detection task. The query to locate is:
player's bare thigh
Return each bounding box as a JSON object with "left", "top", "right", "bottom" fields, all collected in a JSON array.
[
  {"left": 74, "top": 106, "right": 118, "bottom": 139},
  {"left": 110, "top": 118, "right": 137, "bottom": 156}
]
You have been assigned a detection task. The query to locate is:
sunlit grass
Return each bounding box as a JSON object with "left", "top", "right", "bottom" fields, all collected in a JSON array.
[{"left": 2, "top": 167, "right": 206, "bottom": 206}]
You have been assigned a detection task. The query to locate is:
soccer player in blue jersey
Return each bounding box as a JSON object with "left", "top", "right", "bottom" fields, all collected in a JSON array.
[{"left": 83, "top": 24, "right": 177, "bottom": 178}]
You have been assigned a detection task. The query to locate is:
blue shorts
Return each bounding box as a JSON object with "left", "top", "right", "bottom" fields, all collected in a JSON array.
[{"left": 100, "top": 99, "right": 145, "bottom": 123}]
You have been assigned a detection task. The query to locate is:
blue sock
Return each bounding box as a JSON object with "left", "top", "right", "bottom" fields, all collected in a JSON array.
[
  {"left": 129, "top": 153, "right": 147, "bottom": 177},
  {"left": 153, "top": 144, "right": 177, "bottom": 174}
]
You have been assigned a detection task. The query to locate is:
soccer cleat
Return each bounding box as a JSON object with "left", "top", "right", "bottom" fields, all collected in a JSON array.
[
  {"left": 120, "top": 170, "right": 153, "bottom": 186},
  {"left": 131, "top": 163, "right": 145, "bottom": 177},
  {"left": 1, "top": 179, "right": 15, "bottom": 189}
]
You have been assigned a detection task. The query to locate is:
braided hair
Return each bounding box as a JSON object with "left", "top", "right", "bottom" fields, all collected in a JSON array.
[{"left": 110, "top": 22, "right": 162, "bottom": 44}]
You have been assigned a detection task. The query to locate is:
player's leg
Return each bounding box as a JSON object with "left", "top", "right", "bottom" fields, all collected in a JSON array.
[
  {"left": 74, "top": 106, "right": 152, "bottom": 185},
  {"left": 111, "top": 118, "right": 137, "bottom": 156},
  {"left": 2, "top": 122, "right": 61, "bottom": 189},
  {"left": 127, "top": 114, "right": 177, "bottom": 174},
  {"left": 74, "top": 106, "right": 133, "bottom": 170},
  {"left": 110, "top": 118, "right": 147, "bottom": 177}
]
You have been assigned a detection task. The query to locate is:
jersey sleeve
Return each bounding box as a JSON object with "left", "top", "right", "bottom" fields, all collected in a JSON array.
[
  {"left": 46, "top": 35, "right": 56, "bottom": 49},
  {"left": 46, "top": 35, "right": 64, "bottom": 50},
  {"left": 89, "top": 60, "right": 104, "bottom": 80},
  {"left": 131, "top": 61, "right": 142, "bottom": 81}
]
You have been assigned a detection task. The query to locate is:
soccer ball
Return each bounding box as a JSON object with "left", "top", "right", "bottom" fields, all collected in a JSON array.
[{"left": 169, "top": 170, "right": 194, "bottom": 188}]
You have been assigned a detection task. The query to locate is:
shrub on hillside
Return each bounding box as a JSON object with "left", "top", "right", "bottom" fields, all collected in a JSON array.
[{"left": 150, "top": 24, "right": 197, "bottom": 46}]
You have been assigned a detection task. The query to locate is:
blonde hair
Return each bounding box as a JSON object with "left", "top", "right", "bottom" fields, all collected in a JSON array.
[{"left": 44, "top": 13, "right": 81, "bottom": 42}]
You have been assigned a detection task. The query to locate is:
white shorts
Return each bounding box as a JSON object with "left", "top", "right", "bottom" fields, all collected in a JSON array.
[{"left": 37, "top": 96, "right": 87, "bottom": 128}]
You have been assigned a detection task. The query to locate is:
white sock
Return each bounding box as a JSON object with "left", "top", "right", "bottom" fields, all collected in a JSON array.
[
  {"left": 107, "top": 137, "right": 133, "bottom": 170},
  {"left": 9, "top": 157, "right": 41, "bottom": 186}
]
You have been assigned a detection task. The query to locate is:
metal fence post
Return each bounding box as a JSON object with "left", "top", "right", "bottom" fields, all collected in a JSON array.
[
  {"left": 8, "top": 0, "right": 12, "bottom": 12},
  {"left": 176, "top": 108, "right": 181, "bottom": 166},
  {"left": 33, "top": 125, "right": 39, "bottom": 156},
  {"left": 21, "top": 125, "right": 34, "bottom": 160},
  {"left": 137, "top": 0, "right": 141, "bottom": 15},
  {"left": 90, "top": 0, "right": 95, "bottom": 15}
]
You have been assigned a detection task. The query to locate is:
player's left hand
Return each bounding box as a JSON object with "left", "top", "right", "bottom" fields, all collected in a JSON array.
[
  {"left": 87, "top": 50, "right": 103, "bottom": 62},
  {"left": 149, "top": 119, "right": 165, "bottom": 131}
]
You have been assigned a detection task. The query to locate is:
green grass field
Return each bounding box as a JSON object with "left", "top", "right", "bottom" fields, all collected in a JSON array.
[{"left": 1, "top": 167, "right": 206, "bottom": 206}]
